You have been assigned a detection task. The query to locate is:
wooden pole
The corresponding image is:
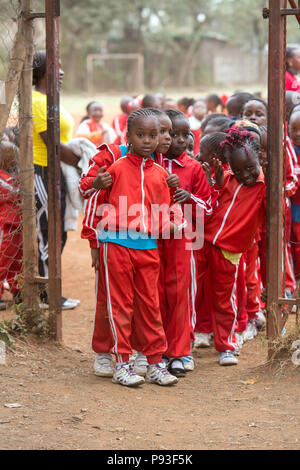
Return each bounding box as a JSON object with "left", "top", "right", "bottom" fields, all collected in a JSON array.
[
  {"left": 266, "top": 0, "right": 286, "bottom": 358},
  {"left": 19, "top": 0, "right": 39, "bottom": 322},
  {"left": 45, "top": 0, "right": 62, "bottom": 340}
]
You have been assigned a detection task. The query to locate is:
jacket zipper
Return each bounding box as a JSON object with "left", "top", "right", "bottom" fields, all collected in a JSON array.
[{"left": 141, "top": 159, "right": 147, "bottom": 233}]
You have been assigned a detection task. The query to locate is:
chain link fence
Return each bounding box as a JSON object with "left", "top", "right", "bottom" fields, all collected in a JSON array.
[{"left": 0, "top": 1, "right": 23, "bottom": 315}]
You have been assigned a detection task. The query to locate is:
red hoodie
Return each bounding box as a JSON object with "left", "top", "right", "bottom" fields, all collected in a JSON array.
[{"left": 0, "top": 170, "right": 21, "bottom": 228}]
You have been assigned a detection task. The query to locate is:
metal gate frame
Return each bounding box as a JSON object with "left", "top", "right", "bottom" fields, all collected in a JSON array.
[
  {"left": 26, "top": 0, "right": 300, "bottom": 346},
  {"left": 264, "top": 0, "right": 300, "bottom": 358}
]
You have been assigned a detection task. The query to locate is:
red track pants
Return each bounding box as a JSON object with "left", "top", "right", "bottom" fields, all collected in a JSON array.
[
  {"left": 259, "top": 207, "right": 296, "bottom": 292},
  {"left": 92, "top": 243, "right": 167, "bottom": 364},
  {"left": 291, "top": 214, "right": 300, "bottom": 279},
  {"left": 196, "top": 242, "right": 239, "bottom": 352},
  {"left": 236, "top": 244, "right": 261, "bottom": 332},
  {"left": 195, "top": 270, "right": 213, "bottom": 335},
  {"left": 0, "top": 227, "right": 23, "bottom": 297},
  {"left": 158, "top": 238, "right": 193, "bottom": 358}
]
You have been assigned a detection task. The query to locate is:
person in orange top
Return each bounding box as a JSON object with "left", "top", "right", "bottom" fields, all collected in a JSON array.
[{"left": 76, "top": 101, "right": 116, "bottom": 147}]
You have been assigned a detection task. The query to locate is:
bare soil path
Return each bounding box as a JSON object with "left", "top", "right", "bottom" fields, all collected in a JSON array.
[{"left": 0, "top": 221, "right": 300, "bottom": 450}]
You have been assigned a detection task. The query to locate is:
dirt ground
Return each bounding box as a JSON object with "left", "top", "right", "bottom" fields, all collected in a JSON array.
[{"left": 1, "top": 220, "right": 300, "bottom": 450}]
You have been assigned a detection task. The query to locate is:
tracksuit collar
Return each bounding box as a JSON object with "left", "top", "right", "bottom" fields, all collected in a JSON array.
[
  {"left": 163, "top": 152, "right": 187, "bottom": 167},
  {"left": 127, "top": 153, "right": 154, "bottom": 168}
]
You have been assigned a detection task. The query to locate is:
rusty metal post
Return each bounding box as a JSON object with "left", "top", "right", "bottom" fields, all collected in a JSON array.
[
  {"left": 266, "top": 0, "right": 287, "bottom": 358},
  {"left": 45, "top": 0, "right": 62, "bottom": 340}
]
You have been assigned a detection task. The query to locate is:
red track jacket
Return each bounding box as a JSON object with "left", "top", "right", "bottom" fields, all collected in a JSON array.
[
  {"left": 79, "top": 143, "right": 166, "bottom": 199},
  {"left": 205, "top": 169, "right": 266, "bottom": 253},
  {"left": 163, "top": 152, "right": 212, "bottom": 220},
  {"left": 81, "top": 153, "right": 173, "bottom": 248}
]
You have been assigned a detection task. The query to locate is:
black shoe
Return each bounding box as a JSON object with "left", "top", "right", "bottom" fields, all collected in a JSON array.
[{"left": 168, "top": 358, "right": 186, "bottom": 378}]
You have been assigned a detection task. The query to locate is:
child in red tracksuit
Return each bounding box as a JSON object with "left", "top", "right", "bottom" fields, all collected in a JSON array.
[
  {"left": 81, "top": 109, "right": 180, "bottom": 387},
  {"left": 194, "top": 132, "right": 228, "bottom": 349},
  {"left": 158, "top": 109, "right": 212, "bottom": 377},
  {"left": 289, "top": 110, "right": 300, "bottom": 277},
  {"left": 197, "top": 128, "right": 266, "bottom": 366},
  {"left": 79, "top": 109, "right": 178, "bottom": 200},
  {"left": 0, "top": 142, "right": 22, "bottom": 307},
  {"left": 81, "top": 109, "right": 180, "bottom": 379}
]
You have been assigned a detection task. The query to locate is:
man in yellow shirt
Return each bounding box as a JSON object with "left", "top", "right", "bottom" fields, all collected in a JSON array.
[{"left": 32, "top": 50, "right": 79, "bottom": 310}]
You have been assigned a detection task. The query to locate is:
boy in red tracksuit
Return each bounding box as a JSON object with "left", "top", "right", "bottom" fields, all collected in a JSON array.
[
  {"left": 158, "top": 109, "right": 212, "bottom": 377},
  {"left": 0, "top": 142, "right": 22, "bottom": 306},
  {"left": 197, "top": 128, "right": 266, "bottom": 366},
  {"left": 81, "top": 109, "right": 180, "bottom": 387}
]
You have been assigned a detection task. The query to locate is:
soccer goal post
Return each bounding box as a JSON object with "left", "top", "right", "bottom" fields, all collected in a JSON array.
[{"left": 86, "top": 53, "right": 144, "bottom": 94}]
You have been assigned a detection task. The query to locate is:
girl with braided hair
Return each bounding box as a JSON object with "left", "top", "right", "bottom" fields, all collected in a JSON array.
[
  {"left": 196, "top": 128, "right": 266, "bottom": 366},
  {"left": 81, "top": 108, "right": 181, "bottom": 387},
  {"left": 79, "top": 108, "right": 178, "bottom": 199}
]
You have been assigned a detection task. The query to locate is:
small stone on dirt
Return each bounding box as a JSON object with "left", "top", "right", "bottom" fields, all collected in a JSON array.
[{"left": 4, "top": 403, "right": 22, "bottom": 408}]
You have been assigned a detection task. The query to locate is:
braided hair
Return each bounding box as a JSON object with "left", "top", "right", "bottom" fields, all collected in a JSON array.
[
  {"left": 221, "top": 128, "right": 260, "bottom": 161},
  {"left": 164, "top": 108, "right": 189, "bottom": 126},
  {"left": 145, "top": 108, "right": 164, "bottom": 117},
  {"left": 203, "top": 116, "right": 232, "bottom": 134},
  {"left": 200, "top": 132, "right": 227, "bottom": 160},
  {"left": 201, "top": 113, "right": 225, "bottom": 133},
  {"left": 127, "top": 108, "right": 160, "bottom": 133}
]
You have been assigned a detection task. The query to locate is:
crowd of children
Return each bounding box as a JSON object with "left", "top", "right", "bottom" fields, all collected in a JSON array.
[
  {"left": 1, "top": 83, "right": 300, "bottom": 387},
  {"left": 77, "top": 87, "right": 300, "bottom": 387}
]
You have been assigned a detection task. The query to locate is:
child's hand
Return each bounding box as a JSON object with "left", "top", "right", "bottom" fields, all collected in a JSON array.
[
  {"left": 213, "top": 158, "right": 224, "bottom": 186},
  {"left": 174, "top": 188, "right": 191, "bottom": 203},
  {"left": 166, "top": 173, "right": 180, "bottom": 189},
  {"left": 101, "top": 129, "right": 110, "bottom": 144},
  {"left": 92, "top": 166, "right": 112, "bottom": 190},
  {"left": 91, "top": 248, "right": 100, "bottom": 270},
  {"left": 201, "top": 162, "right": 213, "bottom": 186}
]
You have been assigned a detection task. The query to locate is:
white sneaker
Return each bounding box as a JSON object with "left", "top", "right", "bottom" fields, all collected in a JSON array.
[
  {"left": 94, "top": 353, "right": 113, "bottom": 377},
  {"left": 194, "top": 332, "right": 210, "bottom": 349},
  {"left": 255, "top": 309, "right": 266, "bottom": 330},
  {"left": 181, "top": 353, "right": 195, "bottom": 371},
  {"left": 112, "top": 362, "right": 145, "bottom": 387},
  {"left": 67, "top": 298, "right": 81, "bottom": 306},
  {"left": 243, "top": 321, "right": 258, "bottom": 342},
  {"left": 219, "top": 350, "right": 238, "bottom": 366},
  {"left": 145, "top": 363, "right": 178, "bottom": 386},
  {"left": 235, "top": 332, "right": 244, "bottom": 348},
  {"left": 134, "top": 352, "right": 148, "bottom": 376}
]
